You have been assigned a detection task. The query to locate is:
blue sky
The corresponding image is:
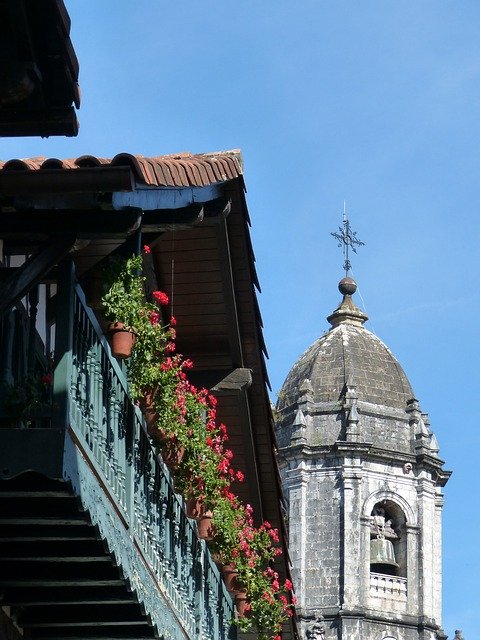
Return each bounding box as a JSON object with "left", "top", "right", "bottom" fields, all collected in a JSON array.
[{"left": 2, "top": 2, "right": 479, "bottom": 636}]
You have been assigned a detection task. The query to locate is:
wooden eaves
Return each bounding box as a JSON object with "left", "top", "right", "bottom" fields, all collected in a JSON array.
[{"left": 0, "top": 0, "right": 80, "bottom": 137}]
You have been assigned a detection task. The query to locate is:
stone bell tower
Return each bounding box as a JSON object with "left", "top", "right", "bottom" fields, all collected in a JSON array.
[{"left": 275, "top": 277, "right": 450, "bottom": 640}]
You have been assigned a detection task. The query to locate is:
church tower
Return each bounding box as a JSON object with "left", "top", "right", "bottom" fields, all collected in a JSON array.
[{"left": 275, "top": 276, "right": 450, "bottom": 640}]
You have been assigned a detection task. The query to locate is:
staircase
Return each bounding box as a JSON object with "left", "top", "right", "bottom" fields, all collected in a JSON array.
[{"left": 0, "top": 472, "right": 157, "bottom": 640}]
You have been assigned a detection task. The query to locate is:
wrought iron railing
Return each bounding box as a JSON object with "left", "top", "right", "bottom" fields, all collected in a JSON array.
[{"left": 54, "top": 264, "right": 235, "bottom": 639}]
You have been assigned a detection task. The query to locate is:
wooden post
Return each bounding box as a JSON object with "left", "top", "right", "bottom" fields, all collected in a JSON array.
[
  {"left": 194, "top": 541, "right": 205, "bottom": 639},
  {"left": 124, "top": 401, "right": 136, "bottom": 527},
  {"left": 52, "top": 260, "right": 75, "bottom": 429},
  {"left": 27, "top": 285, "right": 39, "bottom": 377}
]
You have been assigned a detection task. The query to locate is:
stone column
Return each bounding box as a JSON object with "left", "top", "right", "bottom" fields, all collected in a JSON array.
[
  {"left": 340, "top": 452, "right": 363, "bottom": 610},
  {"left": 286, "top": 461, "right": 309, "bottom": 612}
]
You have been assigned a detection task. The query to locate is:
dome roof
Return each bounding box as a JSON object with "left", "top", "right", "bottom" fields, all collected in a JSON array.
[
  {"left": 277, "top": 323, "right": 414, "bottom": 411},
  {"left": 277, "top": 279, "right": 414, "bottom": 413},
  {"left": 275, "top": 277, "right": 444, "bottom": 463}
]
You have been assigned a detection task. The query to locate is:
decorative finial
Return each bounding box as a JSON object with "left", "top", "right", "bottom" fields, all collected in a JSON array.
[{"left": 331, "top": 202, "right": 365, "bottom": 276}]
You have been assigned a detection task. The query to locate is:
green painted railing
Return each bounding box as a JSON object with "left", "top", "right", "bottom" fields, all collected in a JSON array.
[{"left": 54, "top": 263, "right": 235, "bottom": 640}]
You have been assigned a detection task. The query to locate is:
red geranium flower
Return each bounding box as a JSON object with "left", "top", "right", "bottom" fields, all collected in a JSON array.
[
  {"left": 41, "top": 372, "right": 53, "bottom": 385},
  {"left": 152, "top": 290, "right": 169, "bottom": 305}
]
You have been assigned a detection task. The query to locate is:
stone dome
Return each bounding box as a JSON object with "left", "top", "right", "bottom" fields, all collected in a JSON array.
[
  {"left": 277, "top": 323, "right": 414, "bottom": 412},
  {"left": 277, "top": 279, "right": 414, "bottom": 414},
  {"left": 275, "top": 279, "right": 422, "bottom": 452}
]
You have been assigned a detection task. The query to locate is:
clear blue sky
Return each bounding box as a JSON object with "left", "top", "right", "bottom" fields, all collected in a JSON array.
[{"left": 2, "top": 2, "right": 478, "bottom": 636}]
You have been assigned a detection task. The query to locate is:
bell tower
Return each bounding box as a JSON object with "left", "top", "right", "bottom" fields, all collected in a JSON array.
[{"left": 275, "top": 276, "right": 450, "bottom": 640}]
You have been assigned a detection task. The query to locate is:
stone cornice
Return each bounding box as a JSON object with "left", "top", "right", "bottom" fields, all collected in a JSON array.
[{"left": 278, "top": 441, "right": 450, "bottom": 483}]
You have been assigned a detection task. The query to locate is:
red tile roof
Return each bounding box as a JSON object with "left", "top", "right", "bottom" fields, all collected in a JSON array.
[{"left": 0, "top": 150, "right": 243, "bottom": 189}]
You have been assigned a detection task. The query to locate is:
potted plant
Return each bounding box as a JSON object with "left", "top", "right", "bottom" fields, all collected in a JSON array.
[
  {"left": 101, "top": 253, "right": 144, "bottom": 358},
  {"left": 3, "top": 370, "right": 53, "bottom": 427},
  {"left": 101, "top": 249, "right": 296, "bottom": 640}
]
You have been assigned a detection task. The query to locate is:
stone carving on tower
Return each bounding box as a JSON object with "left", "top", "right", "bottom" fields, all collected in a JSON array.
[{"left": 275, "top": 221, "right": 450, "bottom": 639}]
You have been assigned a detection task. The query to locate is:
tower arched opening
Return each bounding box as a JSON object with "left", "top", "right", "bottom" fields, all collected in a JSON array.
[{"left": 370, "top": 500, "right": 407, "bottom": 578}]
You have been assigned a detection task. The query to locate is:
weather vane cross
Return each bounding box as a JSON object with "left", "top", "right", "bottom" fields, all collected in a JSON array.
[{"left": 331, "top": 203, "right": 365, "bottom": 276}]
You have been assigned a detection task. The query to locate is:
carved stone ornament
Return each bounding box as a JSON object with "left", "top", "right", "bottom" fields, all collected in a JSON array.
[{"left": 306, "top": 615, "right": 326, "bottom": 639}]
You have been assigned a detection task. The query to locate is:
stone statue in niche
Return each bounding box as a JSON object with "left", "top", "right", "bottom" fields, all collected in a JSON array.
[
  {"left": 370, "top": 505, "right": 397, "bottom": 539},
  {"left": 306, "top": 614, "right": 325, "bottom": 639}
]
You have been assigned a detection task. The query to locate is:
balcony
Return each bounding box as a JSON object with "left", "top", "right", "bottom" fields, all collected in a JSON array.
[
  {"left": 0, "top": 267, "right": 235, "bottom": 640},
  {"left": 370, "top": 572, "right": 407, "bottom": 602}
]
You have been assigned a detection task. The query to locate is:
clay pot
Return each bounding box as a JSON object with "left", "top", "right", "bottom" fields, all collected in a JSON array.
[
  {"left": 185, "top": 497, "right": 205, "bottom": 520},
  {"left": 162, "top": 443, "right": 185, "bottom": 472},
  {"left": 209, "top": 551, "right": 224, "bottom": 568},
  {"left": 235, "top": 589, "right": 249, "bottom": 617},
  {"left": 138, "top": 392, "right": 159, "bottom": 433},
  {"left": 108, "top": 322, "right": 136, "bottom": 359},
  {"left": 197, "top": 510, "right": 214, "bottom": 541},
  {"left": 222, "top": 564, "right": 243, "bottom": 593}
]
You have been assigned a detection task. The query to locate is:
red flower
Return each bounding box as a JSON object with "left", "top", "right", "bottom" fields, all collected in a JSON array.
[
  {"left": 170, "top": 315, "right": 177, "bottom": 326},
  {"left": 269, "top": 528, "right": 280, "bottom": 543},
  {"left": 41, "top": 372, "right": 53, "bottom": 385},
  {"left": 143, "top": 244, "right": 151, "bottom": 254},
  {"left": 284, "top": 579, "right": 293, "bottom": 591},
  {"left": 153, "top": 290, "right": 169, "bottom": 305},
  {"left": 149, "top": 311, "right": 159, "bottom": 325}
]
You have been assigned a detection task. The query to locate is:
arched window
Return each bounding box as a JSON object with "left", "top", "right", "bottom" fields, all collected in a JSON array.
[{"left": 370, "top": 500, "right": 407, "bottom": 577}]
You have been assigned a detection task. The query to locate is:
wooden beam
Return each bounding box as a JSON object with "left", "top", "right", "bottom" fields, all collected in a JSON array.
[
  {"left": 0, "top": 237, "right": 76, "bottom": 316},
  {"left": 0, "top": 210, "right": 140, "bottom": 237},
  {"left": 0, "top": 166, "right": 133, "bottom": 195},
  {"left": 211, "top": 368, "right": 252, "bottom": 394},
  {"left": 187, "top": 368, "right": 250, "bottom": 392},
  {"left": 0, "top": 107, "right": 79, "bottom": 138},
  {"left": 141, "top": 197, "right": 231, "bottom": 233},
  {"left": 141, "top": 204, "right": 204, "bottom": 232}
]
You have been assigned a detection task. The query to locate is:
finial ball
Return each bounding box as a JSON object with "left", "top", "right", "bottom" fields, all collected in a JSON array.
[{"left": 338, "top": 277, "right": 357, "bottom": 296}]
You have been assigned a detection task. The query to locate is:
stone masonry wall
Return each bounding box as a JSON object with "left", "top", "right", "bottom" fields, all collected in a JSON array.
[{"left": 304, "top": 471, "right": 342, "bottom": 611}]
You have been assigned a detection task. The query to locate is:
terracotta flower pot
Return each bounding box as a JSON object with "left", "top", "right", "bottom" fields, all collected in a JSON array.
[
  {"left": 138, "top": 392, "right": 159, "bottom": 434},
  {"left": 107, "top": 322, "right": 136, "bottom": 359},
  {"left": 209, "top": 550, "right": 223, "bottom": 568},
  {"left": 162, "top": 443, "right": 185, "bottom": 472},
  {"left": 222, "top": 564, "right": 243, "bottom": 593},
  {"left": 235, "top": 589, "right": 249, "bottom": 617},
  {"left": 197, "top": 510, "right": 214, "bottom": 541},
  {"left": 185, "top": 497, "right": 205, "bottom": 520}
]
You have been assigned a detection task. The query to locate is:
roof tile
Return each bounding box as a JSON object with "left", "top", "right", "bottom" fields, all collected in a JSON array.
[{"left": 0, "top": 151, "right": 243, "bottom": 189}]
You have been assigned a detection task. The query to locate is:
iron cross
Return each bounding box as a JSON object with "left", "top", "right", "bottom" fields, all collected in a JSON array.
[{"left": 331, "top": 204, "right": 365, "bottom": 276}]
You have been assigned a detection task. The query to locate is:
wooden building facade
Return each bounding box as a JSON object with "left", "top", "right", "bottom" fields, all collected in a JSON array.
[{"left": 0, "top": 151, "right": 295, "bottom": 640}]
